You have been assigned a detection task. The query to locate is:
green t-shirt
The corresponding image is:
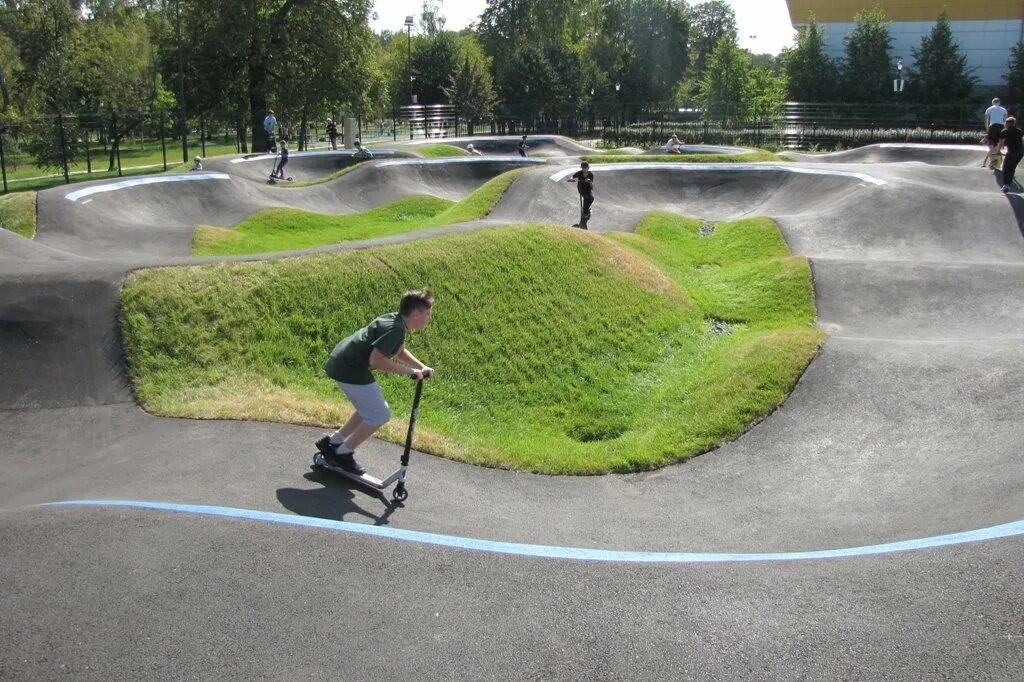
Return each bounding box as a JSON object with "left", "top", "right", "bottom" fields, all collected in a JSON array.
[{"left": 324, "top": 312, "right": 406, "bottom": 384}]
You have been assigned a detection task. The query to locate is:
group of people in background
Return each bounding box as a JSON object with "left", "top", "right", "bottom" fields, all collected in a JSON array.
[{"left": 983, "top": 97, "right": 1023, "bottom": 194}]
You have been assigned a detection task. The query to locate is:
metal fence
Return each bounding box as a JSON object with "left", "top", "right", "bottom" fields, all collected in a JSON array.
[{"left": 0, "top": 101, "right": 993, "bottom": 192}]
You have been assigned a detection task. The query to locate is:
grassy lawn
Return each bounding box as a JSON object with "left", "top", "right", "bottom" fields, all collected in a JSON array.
[
  {"left": 192, "top": 168, "right": 527, "bottom": 256},
  {"left": 415, "top": 144, "right": 471, "bottom": 158},
  {"left": 0, "top": 191, "right": 37, "bottom": 238},
  {"left": 586, "top": 150, "right": 781, "bottom": 163},
  {"left": 123, "top": 215, "right": 823, "bottom": 475}
]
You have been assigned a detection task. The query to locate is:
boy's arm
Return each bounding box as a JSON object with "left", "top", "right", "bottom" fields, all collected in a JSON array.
[
  {"left": 370, "top": 347, "right": 418, "bottom": 376},
  {"left": 395, "top": 346, "right": 433, "bottom": 375}
]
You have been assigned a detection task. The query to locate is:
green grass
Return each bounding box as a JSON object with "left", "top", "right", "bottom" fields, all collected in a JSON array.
[
  {"left": 415, "top": 144, "right": 471, "bottom": 158},
  {"left": 192, "top": 167, "right": 527, "bottom": 256},
  {"left": 585, "top": 151, "right": 781, "bottom": 163},
  {"left": 124, "top": 215, "right": 823, "bottom": 474},
  {"left": 0, "top": 191, "right": 37, "bottom": 238}
]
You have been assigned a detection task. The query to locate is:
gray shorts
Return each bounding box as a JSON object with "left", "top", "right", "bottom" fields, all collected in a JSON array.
[{"left": 338, "top": 381, "right": 391, "bottom": 426}]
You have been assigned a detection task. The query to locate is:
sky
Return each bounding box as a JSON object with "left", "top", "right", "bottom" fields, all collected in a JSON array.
[{"left": 370, "top": 0, "right": 798, "bottom": 56}]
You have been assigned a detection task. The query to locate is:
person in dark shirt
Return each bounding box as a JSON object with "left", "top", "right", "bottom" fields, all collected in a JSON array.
[
  {"left": 998, "top": 116, "right": 1023, "bottom": 193},
  {"left": 317, "top": 290, "right": 435, "bottom": 474},
  {"left": 326, "top": 118, "right": 338, "bottom": 150},
  {"left": 518, "top": 134, "right": 529, "bottom": 157},
  {"left": 272, "top": 142, "right": 289, "bottom": 179},
  {"left": 568, "top": 161, "right": 594, "bottom": 229}
]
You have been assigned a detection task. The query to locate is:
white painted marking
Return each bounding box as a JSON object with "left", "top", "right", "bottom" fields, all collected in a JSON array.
[
  {"left": 64, "top": 173, "right": 231, "bottom": 202},
  {"left": 548, "top": 163, "right": 887, "bottom": 186}
]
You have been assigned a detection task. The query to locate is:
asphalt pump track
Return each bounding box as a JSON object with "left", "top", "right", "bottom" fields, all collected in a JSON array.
[{"left": 1, "top": 142, "right": 1022, "bottom": 678}]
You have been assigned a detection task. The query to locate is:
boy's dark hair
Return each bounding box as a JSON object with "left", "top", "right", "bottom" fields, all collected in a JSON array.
[{"left": 399, "top": 289, "right": 434, "bottom": 316}]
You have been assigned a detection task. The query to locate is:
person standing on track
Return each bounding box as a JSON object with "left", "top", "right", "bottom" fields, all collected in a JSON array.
[
  {"left": 518, "top": 134, "right": 529, "bottom": 157},
  {"left": 263, "top": 109, "right": 278, "bottom": 152},
  {"left": 998, "top": 116, "right": 1023, "bottom": 193},
  {"left": 984, "top": 97, "right": 1008, "bottom": 170},
  {"left": 568, "top": 161, "right": 595, "bottom": 229}
]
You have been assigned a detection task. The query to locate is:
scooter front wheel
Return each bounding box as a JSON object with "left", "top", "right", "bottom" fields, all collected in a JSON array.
[{"left": 392, "top": 486, "right": 408, "bottom": 502}]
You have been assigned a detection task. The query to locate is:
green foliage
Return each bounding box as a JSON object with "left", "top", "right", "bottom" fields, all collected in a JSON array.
[
  {"left": 782, "top": 15, "right": 838, "bottom": 102},
  {"left": 686, "top": 0, "right": 737, "bottom": 75},
  {"left": 1007, "top": 40, "right": 1024, "bottom": 108},
  {"left": 123, "top": 218, "right": 822, "bottom": 474},
  {"left": 909, "top": 12, "right": 977, "bottom": 119},
  {"left": 840, "top": 6, "right": 893, "bottom": 104},
  {"left": 747, "top": 67, "right": 788, "bottom": 119},
  {"left": 698, "top": 36, "right": 751, "bottom": 120},
  {"left": 412, "top": 31, "right": 463, "bottom": 105},
  {"left": 0, "top": 191, "right": 36, "bottom": 238},
  {"left": 444, "top": 54, "right": 498, "bottom": 120},
  {"left": 597, "top": 0, "right": 689, "bottom": 111}
]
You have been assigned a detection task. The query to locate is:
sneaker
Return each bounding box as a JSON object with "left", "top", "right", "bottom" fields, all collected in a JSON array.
[
  {"left": 327, "top": 450, "right": 366, "bottom": 475},
  {"left": 1002, "top": 185, "right": 1010, "bottom": 193},
  {"left": 315, "top": 434, "right": 339, "bottom": 456}
]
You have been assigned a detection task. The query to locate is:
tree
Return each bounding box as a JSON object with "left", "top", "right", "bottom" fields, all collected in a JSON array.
[
  {"left": 747, "top": 66, "right": 787, "bottom": 119},
  {"left": 781, "top": 15, "right": 838, "bottom": 101},
  {"left": 839, "top": 6, "right": 893, "bottom": 104},
  {"left": 419, "top": 0, "right": 445, "bottom": 37},
  {"left": 161, "top": 0, "right": 377, "bottom": 152},
  {"left": 478, "top": 0, "right": 603, "bottom": 67},
  {"left": 1006, "top": 39, "right": 1024, "bottom": 110},
  {"left": 686, "top": 0, "right": 736, "bottom": 75},
  {"left": 274, "top": 0, "right": 380, "bottom": 148},
  {"left": 411, "top": 31, "right": 462, "bottom": 105},
  {"left": 599, "top": 0, "right": 689, "bottom": 112},
  {"left": 909, "top": 11, "right": 976, "bottom": 121},
  {"left": 698, "top": 35, "right": 750, "bottom": 120},
  {"left": 443, "top": 37, "right": 497, "bottom": 125},
  {"left": 72, "top": 5, "right": 169, "bottom": 170}
]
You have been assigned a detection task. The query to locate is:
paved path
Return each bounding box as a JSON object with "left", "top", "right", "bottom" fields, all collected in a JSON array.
[{"left": 1, "top": 143, "right": 1022, "bottom": 678}]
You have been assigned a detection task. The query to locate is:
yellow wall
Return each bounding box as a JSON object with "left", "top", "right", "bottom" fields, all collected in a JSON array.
[{"left": 787, "top": 1, "right": 1024, "bottom": 24}]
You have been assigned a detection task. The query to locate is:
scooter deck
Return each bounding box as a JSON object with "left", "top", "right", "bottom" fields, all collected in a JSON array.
[{"left": 312, "top": 452, "right": 387, "bottom": 489}]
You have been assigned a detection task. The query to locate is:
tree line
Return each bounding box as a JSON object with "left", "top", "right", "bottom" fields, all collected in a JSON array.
[{"left": 1, "top": 0, "right": 1023, "bottom": 159}]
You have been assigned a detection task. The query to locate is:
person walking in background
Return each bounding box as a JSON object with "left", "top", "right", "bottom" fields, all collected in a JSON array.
[
  {"left": 984, "top": 97, "right": 1008, "bottom": 170},
  {"left": 263, "top": 109, "right": 278, "bottom": 152},
  {"left": 518, "top": 134, "right": 529, "bottom": 157},
  {"left": 326, "top": 118, "right": 338, "bottom": 150},
  {"left": 998, "top": 116, "right": 1023, "bottom": 193}
]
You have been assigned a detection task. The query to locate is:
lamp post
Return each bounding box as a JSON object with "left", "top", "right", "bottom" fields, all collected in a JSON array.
[
  {"left": 405, "top": 15, "right": 414, "bottom": 139},
  {"left": 176, "top": 0, "right": 188, "bottom": 162},
  {"left": 615, "top": 82, "right": 622, "bottom": 129}
]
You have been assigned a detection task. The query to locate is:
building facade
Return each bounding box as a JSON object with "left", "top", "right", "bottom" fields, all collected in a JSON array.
[{"left": 786, "top": 1, "right": 1024, "bottom": 88}]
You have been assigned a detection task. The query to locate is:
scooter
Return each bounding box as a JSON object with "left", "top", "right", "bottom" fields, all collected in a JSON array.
[
  {"left": 312, "top": 379, "right": 424, "bottom": 503},
  {"left": 572, "top": 193, "right": 590, "bottom": 230}
]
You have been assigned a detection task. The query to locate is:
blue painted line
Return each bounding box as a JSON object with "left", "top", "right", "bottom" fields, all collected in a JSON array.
[
  {"left": 547, "top": 163, "right": 887, "bottom": 186},
  {"left": 41, "top": 500, "right": 1024, "bottom": 564},
  {"left": 65, "top": 173, "right": 231, "bottom": 202}
]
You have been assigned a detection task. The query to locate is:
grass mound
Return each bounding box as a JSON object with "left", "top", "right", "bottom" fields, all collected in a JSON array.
[
  {"left": 193, "top": 167, "right": 526, "bottom": 256},
  {"left": 0, "top": 192, "right": 37, "bottom": 238},
  {"left": 416, "top": 144, "right": 471, "bottom": 158},
  {"left": 125, "top": 216, "right": 823, "bottom": 475}
]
